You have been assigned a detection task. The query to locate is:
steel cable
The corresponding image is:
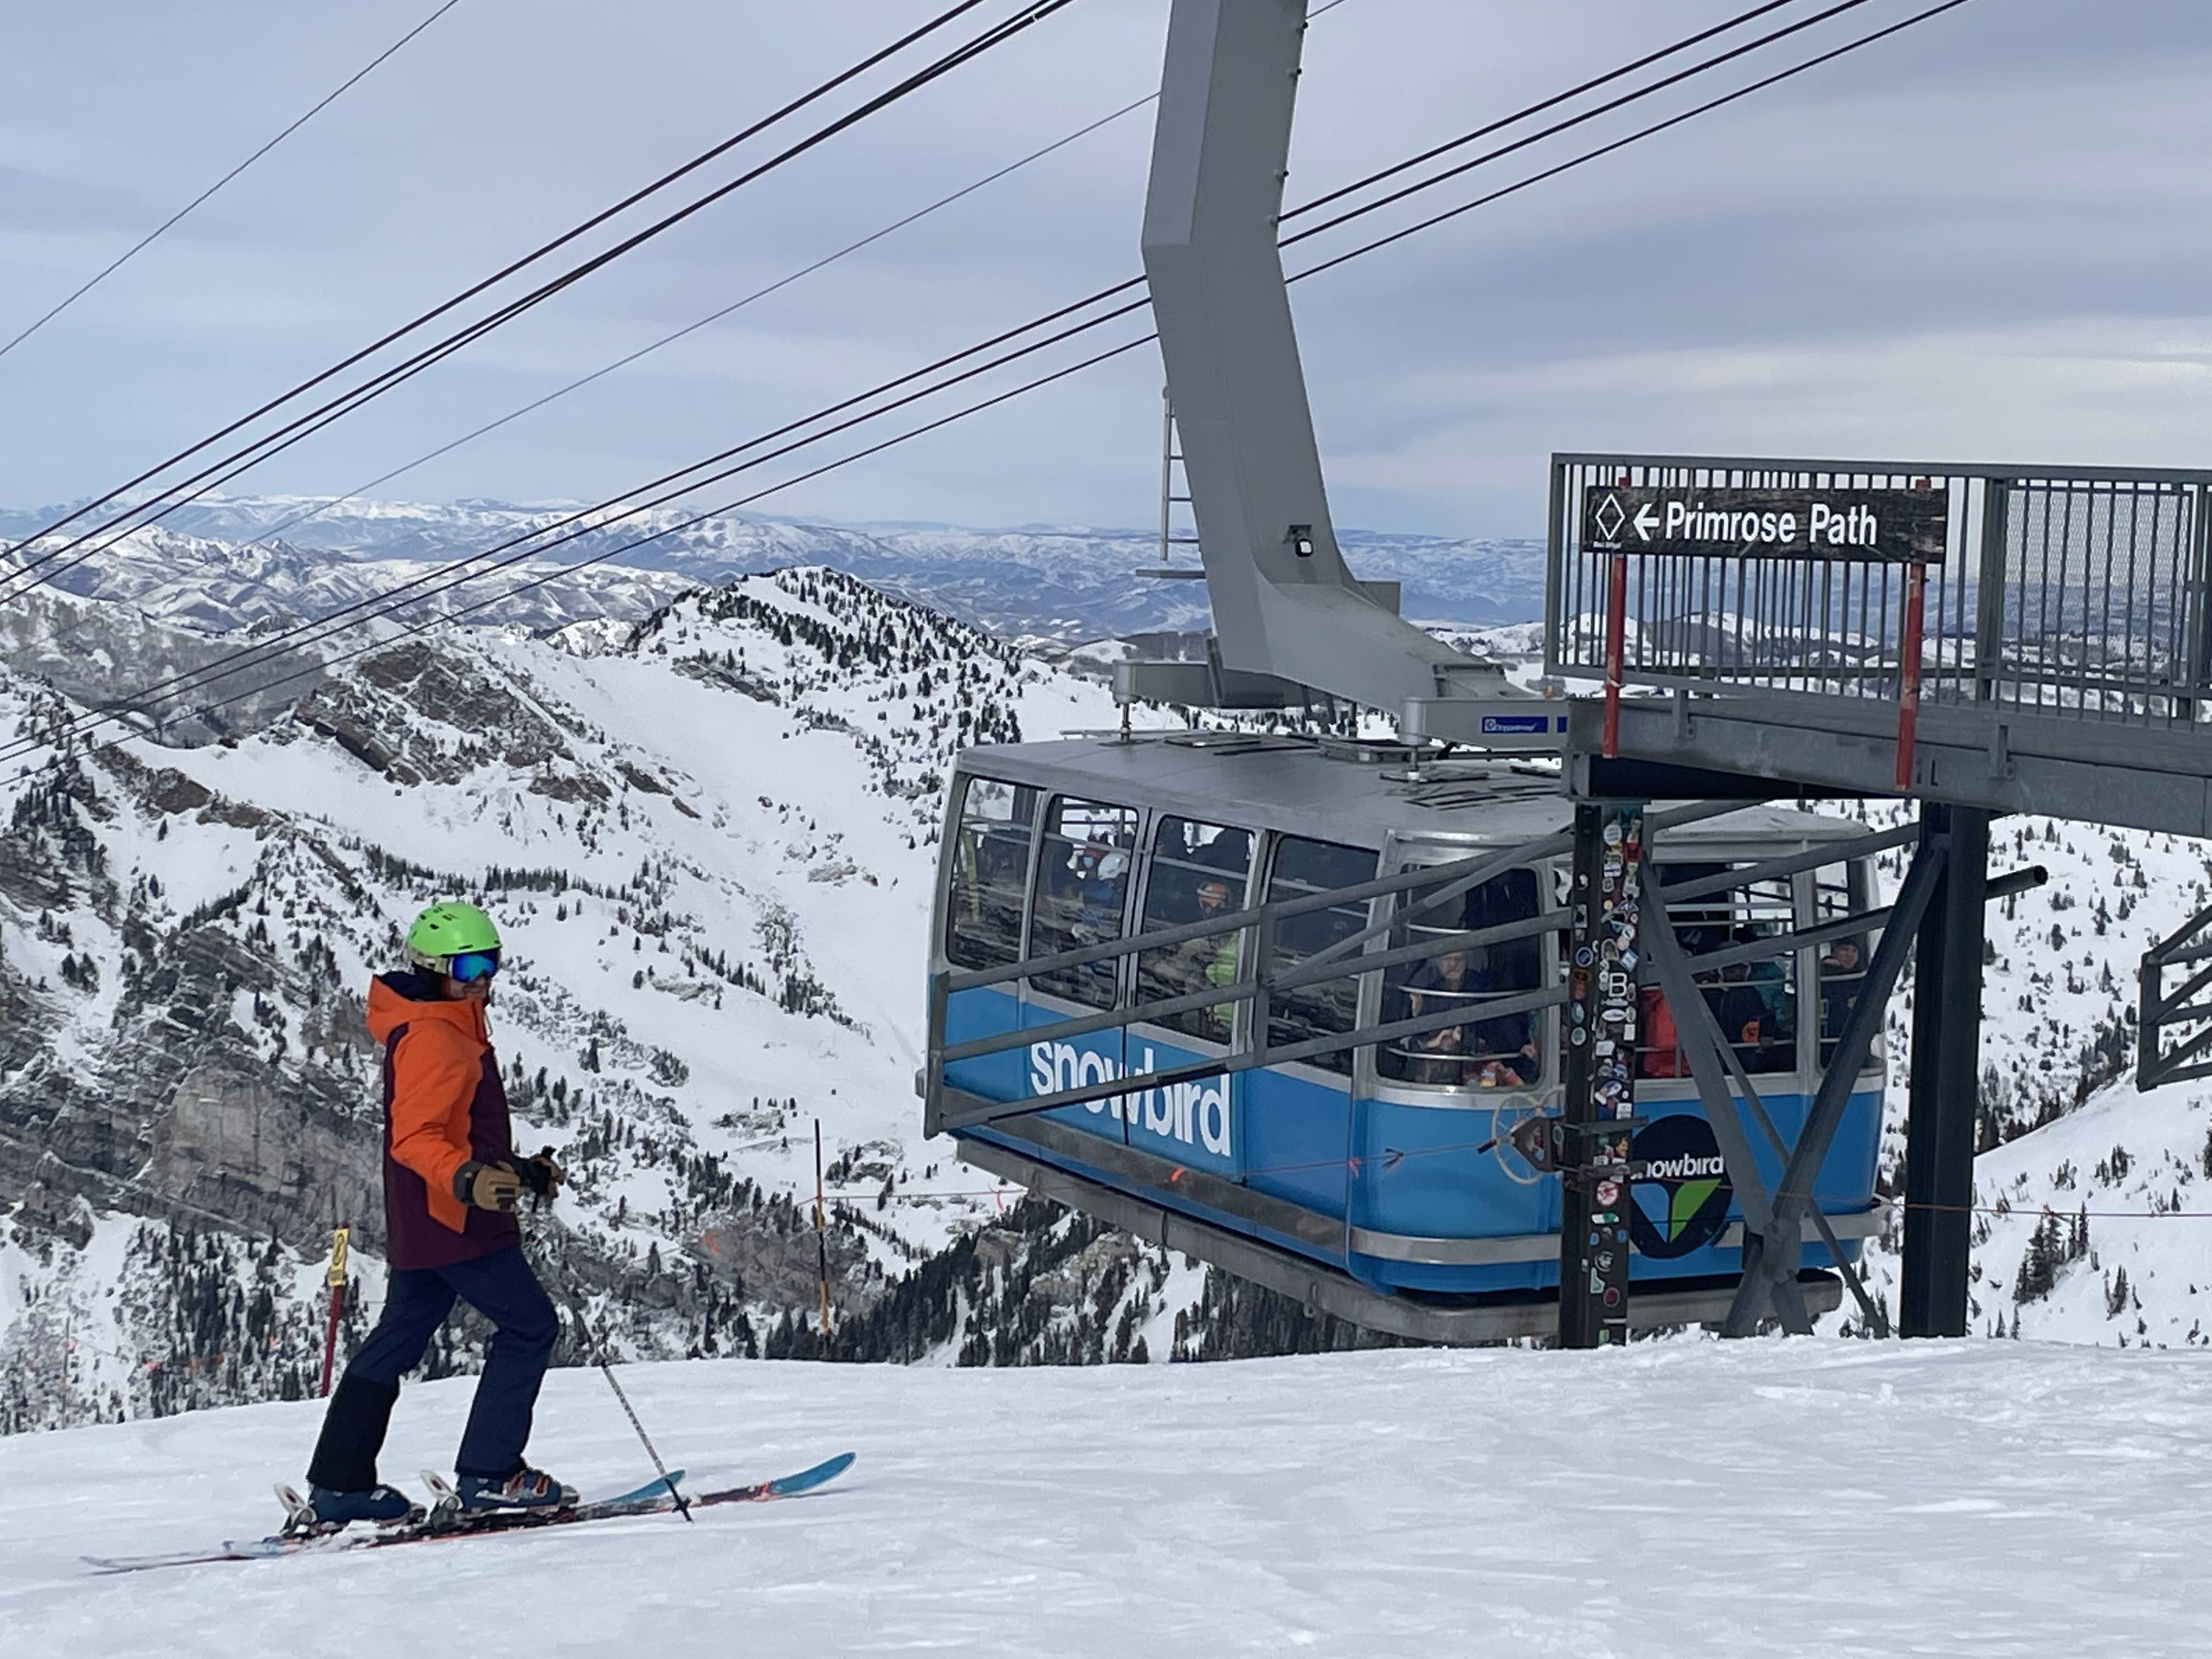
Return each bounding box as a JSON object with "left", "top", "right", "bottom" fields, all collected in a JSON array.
[
  {"left": 0, "top": 0, "right": 1976, "bottom": 778},
  {"left": 0, "top": 0, "right": 1837, "bottom": 609},
  {"left": 0, "top": 0, "right": 469, "bottom": 368},
  {"left": 0, "top": 0, "right": 1035, "bottom": 597}
]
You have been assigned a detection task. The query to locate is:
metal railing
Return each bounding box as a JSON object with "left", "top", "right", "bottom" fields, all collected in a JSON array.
[
  {"left": 2140, "top": 900, "right": 2212, "bottom": 1090},
  {"left": 1546, "top": 453, "right": 2212, "bottom": 732},
  {"left": 924, "top": 804, "right": 1745, "bottom": 1133}
]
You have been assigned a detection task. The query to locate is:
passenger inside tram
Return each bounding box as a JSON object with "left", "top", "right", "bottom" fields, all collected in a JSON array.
[
  {"left": 1071, "top": 839, "right": 1130, "bottom": 942},
  {"left": 1030, "top": 799, "right": 1138, "bottom": 1007},
  {"left": 1135, "top": 817, "right": 1253, "bottom": 1044},
  {"left": 1638, "top": 921, "right": 1798, "bottom": 1077},
  {"left": 1819, "top": 938, "right": 1867, "bottom": 1061},
  {"left": 1381, "top": 867, "right": 1544, "bottom": 1088},
  {"left": 1400, "top": 947, "right": 1542, "bottom": 1087},
  {"left": 1167, "top": 878, "right": 1240, "bottom": 991}
]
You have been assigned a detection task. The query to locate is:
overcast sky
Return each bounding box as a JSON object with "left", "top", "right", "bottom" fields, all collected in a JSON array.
[{"left": 1, "top": 0, "right": 2207, "bottom": 540}]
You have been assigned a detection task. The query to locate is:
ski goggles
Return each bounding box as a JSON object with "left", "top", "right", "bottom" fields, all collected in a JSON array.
[{"left": 446, "top": 949, "right": 501, "bottom": 984}]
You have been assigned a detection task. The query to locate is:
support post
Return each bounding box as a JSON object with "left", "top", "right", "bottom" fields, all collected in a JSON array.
[
  {"left": 1556, "top": 802, "right": 1644, "bottom": 1348},
  {"left": 1895, "top": 560, "right": 1928, "bottom": 789},
  {"left": 2184, "top": 483, "right": 2212, "bottom": 725},
  {"left": 1900, "top": 804, "right": 1990, "bottom": 1338},
  {"left": 813, "top": 1120, "right": 832, "bottom": 1337},
  {"left": 1602, "top": 552, "right": 1628, "bottom": 758},
  {"left": 1972, "top": 478, "right": 2010, "bottom": 706}
]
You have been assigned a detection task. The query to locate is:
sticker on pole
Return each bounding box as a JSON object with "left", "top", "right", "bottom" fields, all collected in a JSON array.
[{"left": 1583, "top": 484, "right": 1947, "bottom": 563}]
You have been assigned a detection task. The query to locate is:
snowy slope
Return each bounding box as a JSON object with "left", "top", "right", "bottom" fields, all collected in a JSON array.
[
  {"left": 0, "top": 567, "right": 1216, "bottom": 1430},
  {"left": 3, "top": 1341, "right": 2205, "bottom": 1657},
  {"left": 1809, "top": 803, "right": 2212, "bottom": 1345}
]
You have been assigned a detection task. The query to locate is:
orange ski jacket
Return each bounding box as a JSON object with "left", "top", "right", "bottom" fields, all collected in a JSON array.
[{"left": 366, "top": 972, "right": 519, "bottom": 1269}]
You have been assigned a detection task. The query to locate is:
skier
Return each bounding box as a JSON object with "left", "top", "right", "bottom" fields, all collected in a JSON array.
[{"left": 302, "top": 901, "right": 573, "bottom": 1526}]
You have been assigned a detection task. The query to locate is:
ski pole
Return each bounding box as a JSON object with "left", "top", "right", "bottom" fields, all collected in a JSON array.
[
  {"left": 544, "top": 1217, "right": 692, "bottom": 1523},
  {"left": 319, "top": 1221, "right": 350, "bottom": 1397}
]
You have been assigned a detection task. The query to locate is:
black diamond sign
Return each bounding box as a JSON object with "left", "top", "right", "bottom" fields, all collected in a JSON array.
[{"left": 1582, "top": 484, "right": 1948, "bottom": 564}]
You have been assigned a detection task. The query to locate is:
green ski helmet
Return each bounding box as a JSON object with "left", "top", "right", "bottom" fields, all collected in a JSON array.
[{"left": 406, "top": 900, "right": 503, "bottom": 983}]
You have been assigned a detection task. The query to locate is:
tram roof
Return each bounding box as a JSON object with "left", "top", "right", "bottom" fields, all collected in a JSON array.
[{"left": 956, "top": 733, "right": 1874, "bottom": 853}]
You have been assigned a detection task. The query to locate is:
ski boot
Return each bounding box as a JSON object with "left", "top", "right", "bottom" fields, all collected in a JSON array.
[
  {"left": 281, "top": 1481, "right": 421, "bottom": 1535},
  {"left": 450, "top": 1465, "right": 578, "bottom": 1515}
]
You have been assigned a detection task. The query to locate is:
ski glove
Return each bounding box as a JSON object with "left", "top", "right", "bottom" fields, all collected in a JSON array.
[
  {"left": 454, "top": 1160, "right": 522, "bottom": 1212},
  {"left": 514, "top": 1148, "right": 565, "bottom": 1203}
]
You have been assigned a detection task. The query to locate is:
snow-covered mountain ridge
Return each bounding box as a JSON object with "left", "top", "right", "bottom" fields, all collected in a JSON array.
[{"left": 0, "top": 493, "right": 1547, "bottom": 644}]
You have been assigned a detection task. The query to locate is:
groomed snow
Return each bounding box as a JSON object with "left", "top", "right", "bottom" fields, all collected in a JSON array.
[{"left": 1, "top": 1340, "right": 2201, "bottom": 1656}]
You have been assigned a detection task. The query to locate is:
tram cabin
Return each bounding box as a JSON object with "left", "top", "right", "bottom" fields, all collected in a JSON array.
[{"left": 924, "top": 731, "right": 1884, "bottom": 1334}]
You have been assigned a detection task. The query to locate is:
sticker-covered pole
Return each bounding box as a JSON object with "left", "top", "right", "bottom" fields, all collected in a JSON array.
[
  {"left": 318, "top": 1222, "right": 349, "bottom": 1398},
  {"left": 1555, "top": 803, "right": 1645, "bottom": 1348}
]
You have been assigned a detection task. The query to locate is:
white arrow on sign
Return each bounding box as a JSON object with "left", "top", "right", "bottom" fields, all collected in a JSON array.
[{"left": 1632, "top": 503, "right": 1659, "bottom": 540}]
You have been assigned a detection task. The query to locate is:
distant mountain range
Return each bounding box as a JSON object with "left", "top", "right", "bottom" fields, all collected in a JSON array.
[{"left": 0, "top": 495, "right": 1547, "bottom": 644}]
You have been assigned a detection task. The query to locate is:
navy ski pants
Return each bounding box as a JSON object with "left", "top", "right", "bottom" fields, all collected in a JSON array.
[{"left": 309, "top": 1245, "right": 558, "bottom": 1490}]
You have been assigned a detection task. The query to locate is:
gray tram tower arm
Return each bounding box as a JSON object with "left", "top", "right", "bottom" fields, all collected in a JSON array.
[{"left": 1128, "top": 0, "right": 1526, "bottom": 743}]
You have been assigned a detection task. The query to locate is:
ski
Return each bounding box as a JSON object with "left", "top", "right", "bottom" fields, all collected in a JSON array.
[
  {"left": 80, "top": 1469, "right": 688, "bottom": 1574},
  {"left": 81, "top": 1455, "right": 851, "bottom": 1575}
]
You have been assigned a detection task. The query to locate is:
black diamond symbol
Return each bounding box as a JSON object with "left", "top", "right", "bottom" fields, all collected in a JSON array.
[{"left": 1593, "top": 493, "right": 1627, "bottom": 543}]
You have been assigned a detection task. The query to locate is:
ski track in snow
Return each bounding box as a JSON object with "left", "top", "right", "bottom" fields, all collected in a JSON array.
[{"left": 2, "top": 1342, "right": 2207, "bottom": 1657}]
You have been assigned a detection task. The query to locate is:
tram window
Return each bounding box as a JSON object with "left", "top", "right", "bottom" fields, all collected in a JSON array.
[
  {"left": 1135, "top": 817, "right": 1254, "bottom": 1045},
  {"left": 1263, "top": 837, "right": 1380, "bottom": 1076},
  {"left": 1380, "top": 866, "right": 1544, "bottom": 1088},
  {"left": 944, "top": 776, "right": 1040, "bottom": 970},
  {"left": 1814, "top": 861, "right": 1878, "bottom": 1071},
  {"left": 1028, "top": 797, "right": 1141, "bottom": 1008},
  {"left": 1641, "top": 862, "right": 1797, "bottom": 1077}
]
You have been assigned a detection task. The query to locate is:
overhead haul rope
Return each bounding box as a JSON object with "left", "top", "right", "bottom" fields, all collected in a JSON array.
[
  {"left": 210, "top": 0, "right": 1756, "bottom": 556},
  {"left": 0, "top": 0, "right": 1858, "bottom": 619},
  {"left": 0, "top": 0, "right": 1778, "bottom": 641},
  {"left": 0, "top": 0, "right": 1063, "bottom": 603},
  {"left": 0, "top": 0, "right": 468, "bottom": 368},
  {"left": 0, "top": 0, "right": 1972, "bottom": 779},
  {"left": 228, "top": 92, "right": 1165, "bottom": 557},
  {"left": 0, "top": 0, "right": 1896, "bottom": 732}
]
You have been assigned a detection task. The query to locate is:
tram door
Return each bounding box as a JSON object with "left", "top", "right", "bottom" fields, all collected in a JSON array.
[
  {"left": 1243, "top": 836, "right": 1381, "bottom": 1224},
  {"left": 1124, "top": 816, "right": 1255, "bottom": 1180},
  {"left": 1354, "top": 849, "right": 1558, "bottom": 1265},
  {"left": 1022, "top": 796, "right": 1141, "bottom": 1150}
]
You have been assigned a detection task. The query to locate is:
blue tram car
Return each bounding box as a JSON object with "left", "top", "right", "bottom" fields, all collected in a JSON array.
[{"left": 922, "top": 730, "right": 1885, "bottom": 1340}]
